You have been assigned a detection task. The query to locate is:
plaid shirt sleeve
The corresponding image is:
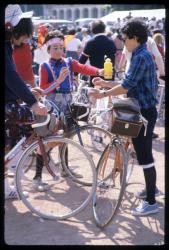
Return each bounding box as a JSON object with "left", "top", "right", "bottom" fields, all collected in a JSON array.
[{"left": 122, "top": 55, "right": 146, "bottom": 90}]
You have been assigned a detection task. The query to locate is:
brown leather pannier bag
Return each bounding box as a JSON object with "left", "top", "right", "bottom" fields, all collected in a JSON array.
[{"left": 110, "top": 97, "right": 143, "bottom": 138}]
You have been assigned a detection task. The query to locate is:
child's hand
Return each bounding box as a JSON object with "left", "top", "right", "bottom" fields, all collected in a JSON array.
[
  {"left": 98, "top": 69, "right": 104, "bottom": 76},
  {"left": 57, "top": 67, "right": 69, "bottom": 84},
  {"left": 31, "top": 87, "right": 45, "bottom": 97}
]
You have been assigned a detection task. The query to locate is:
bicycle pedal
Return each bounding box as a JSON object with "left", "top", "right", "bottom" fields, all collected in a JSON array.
[
  {"left": 115, "top": 168, "right": 121, "bottom": 172},
  {"left": 97, "top": 181, "right": 109, "bottom": 189},
  {"left": 93, "top": 136, "right": 103, "bottom": 143}
]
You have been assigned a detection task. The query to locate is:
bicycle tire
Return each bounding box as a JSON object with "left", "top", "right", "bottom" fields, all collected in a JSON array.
[
  {"left": 15, "top": 136, "right": 97, "bottom": 220},
  {"left": 126, "top": 148, "right": 135, "bottom": 184},
  {"left": 60, "top": 125, "right": 112, "bottom": 186},
  {"left": 92, "top": 138, "right": 127, "bottom": 228}
]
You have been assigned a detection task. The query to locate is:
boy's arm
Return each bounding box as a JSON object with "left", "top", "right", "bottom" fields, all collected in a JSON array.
[
  {"left": 39, "top": 64, "right": 60, "bottom": 95},
  {"left": 72, "top": 59, "right": 102, "bottom": 76}
]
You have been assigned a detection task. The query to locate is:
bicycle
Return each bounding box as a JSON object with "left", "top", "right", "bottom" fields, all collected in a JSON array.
[
  {"left": 92, "top": 132, "right": 138, "bottom": 228},
  {"left": 44, "top": 96, "right": 113, "bottom": 186},
  {"left": 5, "top": 111, "right": 97, "bottom": 220},
  {"left": 91, "top": 99, "right": 145, "bottom": 228},
  {"left": 156, "top": 83, "right": 165, "bottom": 123}
]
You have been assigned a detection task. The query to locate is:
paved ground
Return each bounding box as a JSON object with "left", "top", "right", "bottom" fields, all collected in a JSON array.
[{"left": 4, "top": 121, "right": 165, "bottom": 245}]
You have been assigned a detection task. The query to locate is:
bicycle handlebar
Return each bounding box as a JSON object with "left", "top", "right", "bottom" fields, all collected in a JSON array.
[{"left": 31, "top": 114, "right": 51, "bottom": 128}]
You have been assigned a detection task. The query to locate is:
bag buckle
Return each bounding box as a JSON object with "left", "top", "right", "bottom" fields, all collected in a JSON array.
[{"left": 140, "top": 115, "right": 148, "bottom": 136}]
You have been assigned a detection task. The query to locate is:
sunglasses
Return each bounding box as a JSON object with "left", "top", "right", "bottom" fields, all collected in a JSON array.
[
  {"left": 122, "top": 36, "right": 134, "bottom": 43},
  {"left": 121, "top": 37, "right": 128, "bottom": 43}
]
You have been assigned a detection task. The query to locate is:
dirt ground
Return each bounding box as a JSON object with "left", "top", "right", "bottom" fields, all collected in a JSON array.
[{"left": 4, "top": 121, "right": 165, "bottom": 246}]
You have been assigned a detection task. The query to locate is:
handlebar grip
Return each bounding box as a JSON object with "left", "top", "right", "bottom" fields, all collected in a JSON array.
[{"left": 31, "top": 114, "right": 50, "bottom": 128}]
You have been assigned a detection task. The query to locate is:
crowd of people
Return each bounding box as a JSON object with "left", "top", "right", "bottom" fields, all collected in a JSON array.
[{"left": 5, "top": 4, "right": 165, "bottom": 217}]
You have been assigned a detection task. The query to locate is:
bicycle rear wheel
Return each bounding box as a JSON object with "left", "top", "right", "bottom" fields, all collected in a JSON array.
[
  {"left": 61, "top": 125, "right": 112, "bottom": 186},
  {"left": 15, "top": 136, "right": 97, "bottom": 220},
  {"left": 126, "top": 148, "right": 135, "bottom": 184},
  {"left": 92, "top": 138, "right": 127, "bottom": 228}
]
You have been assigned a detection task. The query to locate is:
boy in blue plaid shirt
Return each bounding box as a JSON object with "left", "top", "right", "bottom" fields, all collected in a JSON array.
[{"left": 90, "top": 19, "right": 160, "bottom": 216}]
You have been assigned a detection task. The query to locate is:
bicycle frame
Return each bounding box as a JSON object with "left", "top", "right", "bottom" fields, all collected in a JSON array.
[{"left": 5, "top": 114, "right": 58, "bottom": 178}]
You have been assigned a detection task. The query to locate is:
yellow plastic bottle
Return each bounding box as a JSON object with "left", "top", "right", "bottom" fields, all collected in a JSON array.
[{"left": 104, "top": 57, "right": 113, "bottom": 80}]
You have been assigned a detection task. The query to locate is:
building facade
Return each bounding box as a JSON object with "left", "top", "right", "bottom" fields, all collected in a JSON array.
[{"left": 21, "top": 4, "right": 108, "bottom": 21}]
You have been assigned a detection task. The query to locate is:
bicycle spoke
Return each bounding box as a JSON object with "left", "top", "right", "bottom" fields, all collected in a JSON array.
[
  {"left": 92, "top": 141, "right": 127, "bottom": 228},
  {"left": 15, "top": 137, "right": 97, "bottom": 220}
]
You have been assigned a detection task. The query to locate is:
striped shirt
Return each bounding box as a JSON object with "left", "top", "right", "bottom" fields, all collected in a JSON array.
[{"left": 122, "top": 44, "right": 158, "bottom": 109}]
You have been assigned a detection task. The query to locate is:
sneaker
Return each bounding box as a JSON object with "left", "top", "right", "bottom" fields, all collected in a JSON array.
[
  {"left": 32, "top": 178, "right": 50, "bottom": 192},
  {"left": 93, "top": 135, "right": 103, "bottom": 144},
  {"left": 135, "top": 187, "right": 161, "bottom": 199},
  {"left": 131, "top": 201, "right": 159, "bottom": 216},
  {"left": 152, "top": 132, "right": 159, "bottom": 139},
  {"left": 61, "top": 168, "right": 83, "bottom": 178},
  {"left": 5, "top": 186, "right": 29, "bottom": 199},
  {"left": 8, "top": 165, "right": 16, "bottom": 177}
]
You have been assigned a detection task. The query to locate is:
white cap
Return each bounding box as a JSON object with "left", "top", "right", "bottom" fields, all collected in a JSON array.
[
  {"left": 81, "top": 27, "right": 88, "bottom": 33},
  {"left": 5, "top": 4, "right": 33, "bottom": 27}
]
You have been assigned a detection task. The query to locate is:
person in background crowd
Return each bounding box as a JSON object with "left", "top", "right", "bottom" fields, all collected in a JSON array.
[
  {"left": 89, "top": 19, "right": 160, "bottom": 216},
  {"left": 75, "top": 27, "right": 83, "bottom": 41},
  {"left": 112, "top": 29, "right": 124, "bottom": 70},
  {"left": 5, "top": 4, "right": 48, "bottom": 199},
  {"left": 64, "top": 28, "right": 82, "bottom": 60},
  {"left": 81, "top": 27, "right": 91, "bottom": 49},
  {"left": 33, "top": 24, "right": 51, "bottom": 75},
  {"left": 114, "top": 18, "right": 122, "bottom": 30},
  {"left": 153, "top": 33, "right": 165, "bottom": 61},
  {"left": 79, "top": 20, "right": 116, "bottom": 87}
]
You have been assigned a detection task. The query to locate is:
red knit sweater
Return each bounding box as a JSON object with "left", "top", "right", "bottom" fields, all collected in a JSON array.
[{"left": 13, "top": 43, "right": 34, "bottom": 86}]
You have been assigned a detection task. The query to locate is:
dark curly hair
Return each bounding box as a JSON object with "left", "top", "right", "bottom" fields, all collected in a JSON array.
[
  {"left": 121, "top": 19, "right": 148, "bottom": 44},
  {"left": 13, "top": 18, "right": 34, "bottom": 39},
  {"left": 91, "top": 20, "right": 105, "bottom": 34},
  {"left": 6, "top": 18, "right": 33, "bottom": 41},
  {"left": 43, "top": 30, "right": 64, "bottom": 50}
]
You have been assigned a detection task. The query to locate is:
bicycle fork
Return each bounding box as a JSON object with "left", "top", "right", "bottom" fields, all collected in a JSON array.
[{"left": 37, "top": 136, "right": 57, "bottom": 178}]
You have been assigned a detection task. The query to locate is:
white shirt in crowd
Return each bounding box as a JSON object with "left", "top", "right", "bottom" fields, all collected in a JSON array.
[
  {"left": 34, "top": 44, "right": 50, "bottom": 65},
  {"left": 66, "top": 37, "right": 82, "bottom": 52},
  {"left": 81, "top": 35, "right": 91, "bottom": 49}
]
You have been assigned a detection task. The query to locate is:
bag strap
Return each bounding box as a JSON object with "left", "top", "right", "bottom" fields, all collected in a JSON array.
[
  {"left": 140, "top": 115, "right": 148, "bottom": 136},
  {"left": 112, "top": 97, "right": 141, "bottom": 113},
  {"left": 43, "top": 62, "right": 55, "bottom": 82},
  {"left": 64, "top": 57, "right": 73, "bottom": 88}
]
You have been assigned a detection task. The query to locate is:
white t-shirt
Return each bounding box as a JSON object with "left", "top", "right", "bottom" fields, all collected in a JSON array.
[
  {"left": 34, "top": 44, "right": 50, "bottom": 64},
  {"left": 81, "top": 35, "right": 91, "bottom": 49},
  {"left": 122, "top": 46, "right": 132, "bottom": 73},
  {"left": 66, "top": 38, "right": 82, "bottom": 52}
]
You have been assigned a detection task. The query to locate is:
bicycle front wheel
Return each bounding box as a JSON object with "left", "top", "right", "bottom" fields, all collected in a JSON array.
[
  {"left": 15, "top": 136, "right": 97, "bottom": 220},
  {"left": 60, "top": 125, "right": 112, "bottom": 186},
  {"left": 92, "top": 138, "right": 127, "bottom": 228}
]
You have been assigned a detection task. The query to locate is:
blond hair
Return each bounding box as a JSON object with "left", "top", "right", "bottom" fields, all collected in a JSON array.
[{"left": 153, "top": 33, "right": 163, "bottom": 45}]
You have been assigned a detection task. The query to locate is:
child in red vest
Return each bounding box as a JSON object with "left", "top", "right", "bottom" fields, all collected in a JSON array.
[
  {"left": 34, "top": 30, "right": 104, "bottom": 181},
  {"left": 39, "top": 30, "right": 103, "bottom": 126}
]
